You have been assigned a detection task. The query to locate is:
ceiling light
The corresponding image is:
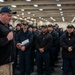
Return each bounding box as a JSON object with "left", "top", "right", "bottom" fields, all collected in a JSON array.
[
  {"left": 33, "top": 14, "right": 35, "bottom": 16},
  {"left": 50, "top": 17, "right": 53, "bottom": 19},
  {"left": 39, "top": 9, "right": 43, "bottom": 11},
  {"left": 41, "top": 18, "right": 44, "bottom": 20},
  {"left": 43, "top": 18, "right": 45, "bottom": 21},
  {"left": 71, "top": 17, "right": 75, "bottom": 22},
  {"left": 62, "top": 17, "right": 65, "bottom": 22},
  {"left": 27, "top": 20, "right": 30, "bottom": 22},
  {"left": 24, "top": 18, "right": 27, "bottom": 20},
  {"left": 11, "top": 5, "right": 17, "bottom": 8},
  {"left": 39, "top": 17, "right": 41, "bottom": 19},
  {"left": 12, "top": 16, "right": 17, "bottom": 19},
  {"left": 22, "top": 13, "right": 24, "bottom": 16},
  {"left": 60, "top": 12, "right": 63, "bottom": 14},
  {"left": 27, "top": 17, "right": 30, "bottom": 19},
  {"left": 17, "top": 15, "right": 19, "bottom": 17},
  {"left": 53, "top": 19, "right": 56, "bottom": 21},
  {"left": 39, "top": 21, "right": 43, "bottom": 25},
  {"left": 26, "top": 0, "right": 31, "bottom": 2},
  {"left": 19, "top": 18, "right": 23, "bottom": 20},
  {"left": 28, "top": 12, "right": 31, "bottom": 14},
  {"left": 31, "top": 18, "right": 34, "bottom": 20},
  {"left": 57, "top": 4, "right": 61, "bottom": 7},
  {"left": 61, "top": 14, "right": 63, "bottom": 16},
  {"left": 59, "top": 8, "right": 62, "bottom": 10},
  {"left": 0, "top": 0, "right": 4, "bottom": 2},
  {"left": 21, "top": 9, "right": 24, "bottom": 11},
  {"left": 50, "top": 17, "right": 56, "bottom": 21},
  {"left": 44, "top": 19, "right": 46, "bottom": 21},
  {"left": 56, "top": 0, "right": 59, "bottom": 1},
  {"left": 34, "top": 4, "right": 38, "bottom": 7}
]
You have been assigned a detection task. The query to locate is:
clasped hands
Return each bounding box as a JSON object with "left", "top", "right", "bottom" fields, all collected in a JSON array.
[
  {"left": 16, "top": 43, "right": 25, "bottom": 51},
  {"left": 39, "top": 48, "right": 44, "bottom": 53}
]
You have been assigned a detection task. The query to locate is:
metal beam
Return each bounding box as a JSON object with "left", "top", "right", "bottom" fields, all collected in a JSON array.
[{"left": 0, "top": 1, "right": 75, "bottom": 6}]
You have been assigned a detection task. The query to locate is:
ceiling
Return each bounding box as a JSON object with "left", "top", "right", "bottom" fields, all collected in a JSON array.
[{"left": 0, "top": 0, "right": 75, "bottom": 23}]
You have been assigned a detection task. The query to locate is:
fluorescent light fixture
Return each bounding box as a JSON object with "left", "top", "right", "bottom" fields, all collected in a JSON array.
[
  {"left": 19, "top": 18, "right": 23, "bottom": 20},
  {"left": 44, "top": 19, "right": 46, "bottom": 21},
  {"left": 41, "top": 18, "right": 44, "bottom": 20},
  {"left": 26, "top": 0, "right": 31, "bottom": 2},
  {"left": 21, "top": 9, "right": 24, "bottom": 11},
  {"left": 17, "top": 15, "right": 19, "bottom": 17},
  {"left": 33, "top": 14, "right": 35, "bottom": 16},
  {"left": 39, "top": 21, "right": 43, "bottom": 25},
  {"left": 11, "top": 5, "right": 17, "bottom": 8},
  {"left": 31, "top": 18, "right": 34, "bottom": 20},
  {"left": 50, "top": 17, "right": 56, "bottom": 21},
  {"left": 61, "top": 14, "right": 63, "bottom": 16},
  {"left": 59, "top": 8, "right": 62, "bottom": 10},
  {"left": 22, "top": 13, "right": 24, "bottom": 15},
  {"left": 39, "top": 17, "right": 41, "bottom": 19},
  {"left": 34, "top": 4, "right": 38, "bottom": 7},
  {"left": 12, "top": 16, "right": 17, "bottom": 19},
  {"left": 71, "top": 17, "right": 75, "bottom": 22},
  {"left": 27, "top": 20, "right": 30, "bottom": 22},
  {"left": 27, "top": 17, "right": 30, "bottom": 19},
  {"left": 39, "top": 9, "right": 43, "bottom": 11},
  {"left": 50, "top": 17, "right": 53, "bottom": 19},
  {"left": 62, "top": 17, "right": 65, "bottom": 22},
  {"left": 24, "top": 18, "right": 27, "bottom": 20},
  {"left": 53, "top": 19, "right": 56, "bottom": 21},
  {"left": 0, "top": 0, "right": 4, "bottom": 2},
  {"left": 56, "top": 0, "right": 59, "bottom": 1},
  {"left": 57, "top": 4, "right": 61, "bottom": 7},
  {"left": 28, "top": 12, "right": 31, "bottom": 14},
  {"left": 60, "top": 12, "right": 63, "bottom": 14},
  {"left": 43, "top": 18, "right": 46, "bottom": 21}
]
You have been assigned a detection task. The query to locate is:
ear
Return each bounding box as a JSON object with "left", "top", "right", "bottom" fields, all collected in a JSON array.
[{"left": 1, "top": 13, "right": 5, "bottom": 16}]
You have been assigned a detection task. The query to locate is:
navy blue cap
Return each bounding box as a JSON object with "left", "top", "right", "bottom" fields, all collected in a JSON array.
[
  {"left": 41, "top": 25, "right": 47, "bottom": 28},
  {"left": 22, "top": 22, "right": 28, "bottom": 26},
  {"left": 67, "top": 25, "right": 74, "bottom": 28},
  {"left": 48, "top": 24, "right": 53, "bottom": 28},
  {"left": 28, "top": 25, "right": 33, "bottom": 28},
  {"left": 0, "top": 6, "right": 17, "bottom": 14},
  {"left": 33, "top": 26, "right": 37, "bottom": 28},
  {"left": 16, "top": 24, "right": 20, "bottom": 26}
]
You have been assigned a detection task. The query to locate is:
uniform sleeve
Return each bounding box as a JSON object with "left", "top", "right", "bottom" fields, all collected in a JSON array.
[
  {"left": 44, "top": 34, "right": 53, "bottom": 51},
  {"left": 0, "top": 25, "right": 9, "bottom": 47},
  {"left": 71, "top": 36, "right": 75, "bottom": 50},
  {"left": 60, "top": 34, "right": 68, "bottom": 49},
  {"left": 35, "top": 36, "right": 40, "bottom": 50},
  {"left": 53, "top": 32, "right": 59, "bottom": 47},
  {"left": 25, "top": 33, "right": 33, "bottom": 49},
  {"left": 16, "top": 32, "right": 21, "bottom": 44},
  {"left": 72, "top": 45, "right": 75, "bottom": 50},
  {"left": 0, "top": 37, "right": 9, "bottom": 47}
]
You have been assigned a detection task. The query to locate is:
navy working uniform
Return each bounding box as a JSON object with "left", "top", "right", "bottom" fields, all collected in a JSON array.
[
  {"left": 48, "top": 25, "right": 59, "bottom": 70},
  {"left": 36, "top": 25, "right": 53, "bottom": 75},
  {"left": 60, "top": 25, "right": 75, "bottom": 75},
  {"left": 16, "top": 23, "right": 33, "bottom": 75}
]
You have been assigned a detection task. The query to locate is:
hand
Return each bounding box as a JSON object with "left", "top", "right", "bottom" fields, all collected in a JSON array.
[
  {"left": 7, "top": 32, "right": 13, "bottom": 41},
  {"left": 20, "top": 46, "right": 25, "bottom": 51},
  {"left": 39, "top": 48, "right": 44, "bottom": 53},
  {"left": 68, "top": 47, "right": 72, "bottom": 52},
  {"left": 16, "top": 43, "right": 22, "bottom": 49}
]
